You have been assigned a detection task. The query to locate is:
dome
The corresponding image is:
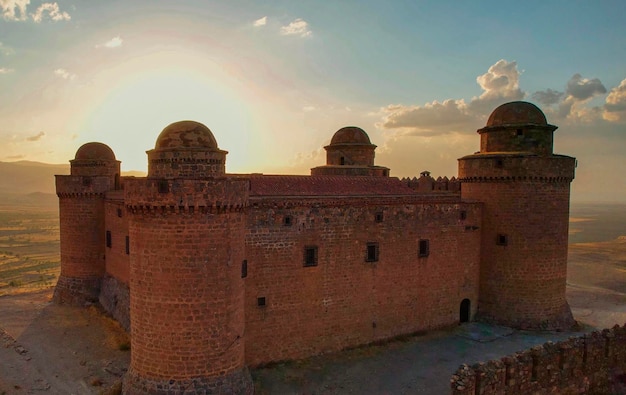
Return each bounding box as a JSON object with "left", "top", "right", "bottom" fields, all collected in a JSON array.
[
  {"left": 486, "top": 101, "right": 547, "bottom": 127},
  {"left": 154, "top": 120, "right": 218, "bottom": 150},
  {"left": 330, "top": 126, "right": 372, "bottom": 145},
  {"left": 74, "top": 142, "right": 116, "bottom": 161}
]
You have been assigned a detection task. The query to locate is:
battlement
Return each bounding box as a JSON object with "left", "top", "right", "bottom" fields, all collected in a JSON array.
[
  {"left": 124, "top": 176, "right": 249, "bottom": 213},
  {"left": 401, "top": 174, "right": 461, "bottom": 193},
  {"left": 450, "top": 325, "right": 626, "bottom": 394},
  {"left": 55, "top": 175, "right": 115, "bottom": 197}
]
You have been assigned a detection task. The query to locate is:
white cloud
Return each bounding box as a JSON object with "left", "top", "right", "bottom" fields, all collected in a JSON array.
[
  {"left": 280, "top": 18, "right": 312, "bottom": 38},
  {"left": 98, "top": 36, "right": 123, "bottom": 48},
  {"left": 302, "top": 106, "right": 316, "bottom": 112},
  {"left": 253, "top": 16, "right": 267, "bottom": 27},
  {"left": 54, "top": 68, "right": 76, "bottom": 80},
  {"left": 603, "top": 78, "right": 626, "bottom": 123},
  {"left": 30, "top": 2, "right": 70, "bottom": 22},
  {"left": 1, "top": 0, "right": 29, "bottom": 21},
  {"left": 380, "top": 59, "right": 524, "bottom": 136},
  {"left": 0, "top": 67, "right": 14, "bottom": 74}
]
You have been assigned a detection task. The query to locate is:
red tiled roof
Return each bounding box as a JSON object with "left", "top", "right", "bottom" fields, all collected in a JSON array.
[{"left": 249, "top": 175, "right": 417, "bottom": 197}]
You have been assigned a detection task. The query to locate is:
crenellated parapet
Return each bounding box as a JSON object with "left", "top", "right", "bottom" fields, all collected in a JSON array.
[
  {"left": 401, "top": 171, "right": 461, "bottom": 193},
  {"left": 124, "top": 177, "right": 249, "bottom": 213},
  {"left": 450, "top": 324, "right": 626, "bottom": 394}
]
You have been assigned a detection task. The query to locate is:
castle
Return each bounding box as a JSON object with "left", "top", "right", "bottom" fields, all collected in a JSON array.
[{"left": 53, "top": 101, "right": 576, "bottom": 394}]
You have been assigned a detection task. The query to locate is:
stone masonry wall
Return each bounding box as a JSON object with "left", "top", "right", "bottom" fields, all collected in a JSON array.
[
  {"left": 244, "top": 196, "right": 482, "bottom": 366},
  {"left": 450, "top": 324, "right": 626, "bottom": 394}
]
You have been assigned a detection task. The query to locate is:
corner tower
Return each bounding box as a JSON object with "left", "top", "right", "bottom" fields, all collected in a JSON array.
[
  {"left": 122, "top": 121, "right": 253, "bottom": 394},
  {"left": 54, "top": 143, "right": 120, "bottom": 305},
  {"left": 458, "top": 102, "right": 576, "bottom": 330},
  {"left": 311, "top": 126, "right": 390, "bottom": 176}
]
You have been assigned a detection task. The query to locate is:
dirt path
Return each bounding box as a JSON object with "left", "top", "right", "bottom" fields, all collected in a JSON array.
[{"left": 0, "top": 288, "right": 129, "bottom": 395}]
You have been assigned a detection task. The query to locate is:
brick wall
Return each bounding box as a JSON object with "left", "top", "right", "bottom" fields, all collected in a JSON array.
[
  {"left": 244, "top": 195, "right": 482, "bottom": 366},
  {"left": 450, "top": 324, "right": 626, "bottom": 394}
]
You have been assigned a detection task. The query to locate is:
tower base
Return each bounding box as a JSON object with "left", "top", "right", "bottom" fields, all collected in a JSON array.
[
  {"left": 52, "top": 276, "right": 101, "bottom": 306},
  {"left": 476, "top": 302, "right": 576, "bottom": 331},
  {"left": 122, "top": 367, "right": 254, "bottom": 395}
]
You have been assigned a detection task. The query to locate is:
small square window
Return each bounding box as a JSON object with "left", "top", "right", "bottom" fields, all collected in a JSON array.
[
  {"left": 106, "top": 230, "right": 112, "bottom": 248},
  {"left": 82, "top": 177, "right": 92, "bottom": 187},
  {"left": 283, "top": 215, "right": 293, "bottom": 226},
  {"left": 158, "top": 180, "right": 169, "bottom": 193},
  {"left": 497, "top": 234, "right": 508, "bottom": 246},
  {"left": 304, "top": 246, "right": 318, "bottom": 267},
  {"left": 516, "top": 129, "right": 523, "bottom": 136},
  {"left": 117, "top": 208, "right": 123, "bottom": 218},
  {"left": 460, "top": 210, "right": 467, "bottom": 220},
  {"left": 495, "top": 159, "right": 504, "bottom": 168},
  {"left": 241, "top": 260, "right": 248, "bottom": 278},
  {"left": 366, "top": 242, "right": 379, "bottom": 262},
  {"left": 257, "top": 297, "right": 266, "bottom": 307},
  {"left": 375, "top": 212, "right": 384, "bottom": 223},
  {"left": 125, "top": 236, "right": 130, "bottom": 254},
  {"left": 418, "top": 239, "right": 430, "bottom": 257}
]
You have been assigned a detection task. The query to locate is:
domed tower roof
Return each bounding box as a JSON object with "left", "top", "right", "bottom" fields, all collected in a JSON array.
[
  {"left": 154, "top": 120, "right": 218, "bottom": 150},
  {"left": 486, "top": 101, "right": 547, "bottom": 127},
  {"left": 329, "top": 126, "right": 373, "bottom": 146},
  {"left": 148, "top": 120, "right": 227, "bottom": 178},
  {"left": 74, "top": 142, "right": 116, "bottom": 161}
]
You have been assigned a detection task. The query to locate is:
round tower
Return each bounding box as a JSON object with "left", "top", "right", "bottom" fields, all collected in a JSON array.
[
  {"left": 311, "top": 126, "right": 390, "bottom": 176},
  {"left": 54, "top": 142, "right": 120, "bottom": 305},
  {"left": 122, "top": 121, "right": 253, "bottom": 394},
  {"left": 458, "top": 101, "right": 576, "bottom": 330}
]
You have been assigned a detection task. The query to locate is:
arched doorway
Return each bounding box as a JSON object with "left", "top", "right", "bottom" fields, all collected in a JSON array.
[{"left": 460, "top": 299, "right": 471, "bottom": 323}]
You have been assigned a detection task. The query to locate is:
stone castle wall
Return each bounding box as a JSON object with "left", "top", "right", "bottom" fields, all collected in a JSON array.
[
  {"left": 243, "top": 195, "right": 482, "bottom": 366},
  {"left": 450, "top": 324, "right": 626, "bottom": 394}
]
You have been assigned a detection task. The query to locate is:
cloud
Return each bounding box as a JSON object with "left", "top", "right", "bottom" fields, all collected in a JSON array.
[
  {"left": 532, "top": 88, "right": 564, "bottom": 106},
  {"left": 603, "top": 78, "right": 626, "bottom": 123},
  {"left": 280, "top": 18, "right": 312, "bottom": 37},
  {"left": 54, "top": 68, "right": 76, "bottom": 80},
  {"left": 97, "top": 36, "right": 123, "bottom": 48},
  {"left": 302, "top": 106, "right": 316, "bottom": 112},
  {"left": 1, "top": 0, "right": 29, "bottom": 21},
  {"left": 5, "top": 154, "right": 25, "bottom": 160},
  {"left": 0, "top": 67, "right": 14, "bottom": 74},
  {"left": 380, "top": 59, "right": 524, "bottom": 136},
  {"left": 0, "top": 41, "right": 15, "bottom": 55},
  {"left": 30, "top": 2, "right": 70, "bottom": 22},
  {"left": 565, "top": 73, "right": 607, "bottom": 101},
  {"left": 25, "top": 131, "right": 44, "bottom": 141},
  {"left": 253, "top": 16, "right": 267, "bottom": 27}
]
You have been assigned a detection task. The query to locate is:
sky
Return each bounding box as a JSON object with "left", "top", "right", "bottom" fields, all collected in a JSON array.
[{"left": 0, "top": 0, "right": 625, "bottom": 202}]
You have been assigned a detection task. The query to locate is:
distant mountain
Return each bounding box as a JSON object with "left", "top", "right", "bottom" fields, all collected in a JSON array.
[
  {"left": 0, "top": 160, "right": 146, "bottom": 195},
  {"left": 0, "top": 161, "right": 69, "bottom": 195}
]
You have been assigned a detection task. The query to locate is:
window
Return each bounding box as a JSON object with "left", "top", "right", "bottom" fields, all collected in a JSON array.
[
  {"left": 125, "top": 236, "right": 130, "bottom": 255},
  {"left": 418, "top": 239, "right": 430, "bottom": 257},
  {"left": 284, "top": 215, "right": 293, "bottom": 226},
  {"left": 375, "top": 212, "right": 384, "bottom": 223},
  {"left": 516, "top": 129, "right": 523, "bottom": 136},
  {"left": 304, "top": 246, "right": 318, "bottom": 267},
  {"left": 495, "top": 159, "right": 504, "bottom": 168},
  {"left": 460, "top": 210, "right": 467, "bottom": 220},
  {"left": 82, "top": 177, "right": 91, "bottom": 187},
  {"left": 340, "top": 157, "right": 345, "bottom": 165},
  {"left": 117, "top": 208, "right": 123, "bottom": 218},
  {"left": 157, "top": 180, "right": 169, "bottom": 193},
  {"left": 106, "top": 231, "right": 112, "bottom": 248},
  {"left": 366, "top": 242, "right": 379, "bottom": 262},
  {"left": 496, "top": 234, "right": 508, "bottom": 246},
  {"left": 241, "top": 260, "right": 248, "bottom": 278},
  {"left": 257, "top": 297, "right": 266, "bottom": 307}
]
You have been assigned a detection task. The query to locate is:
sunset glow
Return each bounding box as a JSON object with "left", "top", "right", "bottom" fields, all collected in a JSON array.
[{"left": 0, "top": 0, "right": 625, "bottom": 201}]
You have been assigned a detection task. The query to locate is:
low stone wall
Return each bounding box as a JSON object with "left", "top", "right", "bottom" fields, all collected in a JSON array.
[
  {"left": 450, "top": 324, "right": 626, "bottom": 394},
  {"left": 99, "top": 274, "right": 130, "bottom": 331}
]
